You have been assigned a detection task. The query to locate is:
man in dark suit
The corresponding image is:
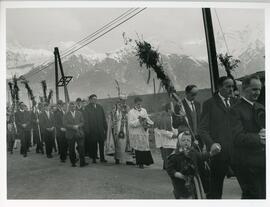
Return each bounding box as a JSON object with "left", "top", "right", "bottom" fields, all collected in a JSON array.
[
  {"left": 39, "top": 102, "right": 55, "bottom": 158},
  {"left": 231, "top": 76, "right": 265, "bottom": 199},
  {"left": 85, "top": 94, "right": 108, "bottom": 163},
  {"left": 199, "top": 76, "right": 237, "bottom": 199},
  {"left": 63, "top": 102, "right": 88, "bottom": 167},
  {"left": 15, "top": 102, "right": 31, "bottom": 157},
  {"left": 182, "top": 85, "right": 201, "bottom": 143},
  {"left": 54, "top": 100, "right": 68, "bottom": 162},
  {"left": 31, "top": 105, "right": 44, "bottom": 154}
]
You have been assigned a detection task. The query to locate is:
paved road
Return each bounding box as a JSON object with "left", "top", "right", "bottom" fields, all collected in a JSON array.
[{"left": 7, "top": 147, "right": 241, "bottom": 199}]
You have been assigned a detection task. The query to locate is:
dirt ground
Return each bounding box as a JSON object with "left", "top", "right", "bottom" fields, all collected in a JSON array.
[{"left": 7, "top": 146, "right": 241, "bottom": 199}]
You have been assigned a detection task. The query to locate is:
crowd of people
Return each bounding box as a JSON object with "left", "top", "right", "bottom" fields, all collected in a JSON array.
[{"left": 6, "top": 75, "right": 265, "bottom": 199}]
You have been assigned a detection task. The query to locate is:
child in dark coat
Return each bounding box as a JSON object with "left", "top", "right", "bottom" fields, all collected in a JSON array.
[{"left": 166, "top": 130, "right": 220, "bottom": 199}]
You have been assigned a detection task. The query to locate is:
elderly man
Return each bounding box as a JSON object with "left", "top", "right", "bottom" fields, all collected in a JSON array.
[
  {"left": 231, "top": 76, "right": 265, "bottom": 199},
  {"left": 199, "top": 76, "right": 238, "bottom": 199}
]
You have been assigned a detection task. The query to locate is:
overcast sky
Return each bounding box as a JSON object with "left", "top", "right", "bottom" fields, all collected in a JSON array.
[{"left": 6, "top": 8, "right": 264, "bottom": 58}]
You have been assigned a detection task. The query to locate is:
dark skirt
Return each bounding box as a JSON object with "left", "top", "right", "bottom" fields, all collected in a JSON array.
[{"left": 135, "top": 150, "right": 154, "bottom": 165}]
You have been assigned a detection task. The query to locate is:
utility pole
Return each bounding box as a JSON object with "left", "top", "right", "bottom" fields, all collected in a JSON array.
[
  {"left": 54, "top": 47, "right": 72, "bottom": 103},
  {"left": 202, "top": 8, "right": 220, "bottom": 94}
]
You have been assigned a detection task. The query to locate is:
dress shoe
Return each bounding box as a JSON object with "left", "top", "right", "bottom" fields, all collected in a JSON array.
[
  {"left": 115, "top": 159, "right": 120, "bottom": 164},
  {"left": 126, "top": 161, "right": 135, "bottom": 165},
  {"left": 72, "top": 163, "right": 76, "bottom": 167},
  {"left": 80, "top": 162, "right": 89, "bottom": 167},
  {"left": 61, "top": 159, "right": 66, "bottom": 163},
  {"left": 47, "top": 154, "right": 53, "bottom": 158},
  {"left": 92, "top": 159, "right": 97, "bottom": 164},
  {"left": 139, "top": 164, "right": 144, "bottom": 169},
  {"left": 100, "top": 159, "right": 107, "bottom": 163},
  {"left": 23, "top": 154, "right": 27, "bottom": 158}
]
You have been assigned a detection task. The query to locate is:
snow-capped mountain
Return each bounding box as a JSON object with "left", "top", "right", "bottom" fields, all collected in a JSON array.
[{"left": 6, "top": 28, "right": 265, "bottom": 101}]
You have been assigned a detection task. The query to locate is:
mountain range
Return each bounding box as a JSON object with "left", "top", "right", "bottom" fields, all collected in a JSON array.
[{"left": 6, "top": 28, "right": 265, "bottom": 102}]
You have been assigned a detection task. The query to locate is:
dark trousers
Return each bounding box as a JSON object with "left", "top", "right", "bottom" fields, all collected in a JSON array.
[
  {"left": 234, "top": 166, "right": 266, "bottom": 199},
  {"left": 20, "top": 130, "right": 31, "bottom": 156},
  {"left": 57, "top": 129, "right": 68, "bottom": 161},
  {"left": 84, "top": 134, "right": 90, "bottom": 156},
  {"left": 68, "top": 136, "right": 85, "bottom": 165},
  {"left": 208, "top": 158, "right": 229, "bottom": 199},
  {"left": 89, "top": 140, "right": 105, "bottom": 160},
  {"left": 33, "top": 129, "right": 43, "bottom": 153},
  {"left": 44, "top": 131, "right": 54, "bottom": 156},
  {"left": 7, "top": 133, "right": 15, "bottom": 152}
]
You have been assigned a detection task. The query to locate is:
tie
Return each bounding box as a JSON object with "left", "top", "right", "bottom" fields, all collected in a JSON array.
[
  {"left": 224, "top": 98, "right": 230, "bottom": 108},
  {"left": 191, "top": 101, "right": 195, "bottom": 112}
]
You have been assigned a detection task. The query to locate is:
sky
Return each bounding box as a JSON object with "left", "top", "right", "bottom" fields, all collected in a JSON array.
[{"left": 6, "top": 8, "right": 264, "bottom": 59}]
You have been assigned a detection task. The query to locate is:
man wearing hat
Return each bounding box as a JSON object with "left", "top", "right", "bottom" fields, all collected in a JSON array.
[
  {"left": 85, "top": 94, "right": 108, "bottom": 163},
  {"left": 111, "top": 94, "right": 134, "bottom": 165}
]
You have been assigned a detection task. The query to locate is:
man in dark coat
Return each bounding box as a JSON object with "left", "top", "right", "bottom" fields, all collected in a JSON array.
[
  {"left": 63, "top": 102, "right": 88, "bottom": 167},
  {"left": 31, "top": 105, "right": 44, "bottom": 154},
  {"left": 15, "top": 102, "right": 31, "bottom": 157},
  {"left": 54, "top": 100, "right": 68, "bottom": 162},
  {"left": 181, "top": 85, "right": 201, "bottom": 143},
  {"left": 198, "top": 76, "right": 237, "bottom": 199},
  {"left": 230, "top": 76, "right": 265, "bottom": 199},
  {"left": 39, "top": 103, "right": 55, "bottom": 158},
  {"left": 85, "top": 94, "right": 108, "bottom": 163}
]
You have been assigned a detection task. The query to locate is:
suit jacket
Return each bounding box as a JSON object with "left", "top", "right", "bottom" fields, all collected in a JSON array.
[
  {"left": 85, "top": 103, "right": 107, "bottom": 141},
  {"left": 198, "top": 93, "right": 236, "bottom": 161},
  {"left": 54, "top": 109, "right": 65, "bottom": 129},
  {"left": 182, "top": 99, "right": 201, "bottom": 134},
  {"left": 39, "top": 111, "right": 55, "bottom": 134},
  {"left": 15, "top": 110, "right": 32, "bottom": 132},
  {"left": 63, "top": 110, "right": 84, "bottom": 140},
  {"left": 230, "top": 98, "right": 265, "bottom": 168}
]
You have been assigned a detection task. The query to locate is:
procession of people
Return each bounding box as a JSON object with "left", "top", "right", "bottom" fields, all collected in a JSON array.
[{"left": 6, "top": 75, "right": 265, "bottom": 199}]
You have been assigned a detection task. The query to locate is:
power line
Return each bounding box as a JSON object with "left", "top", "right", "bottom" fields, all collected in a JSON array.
[
  {"left": 214, "top": 9, "right": 230, "bottom": 54},
  {"left": 25, "top": 8, "right": 146, "bottom": 78},
  {"left": 29, "top": 8, "right": 139, "bottom": 72}
]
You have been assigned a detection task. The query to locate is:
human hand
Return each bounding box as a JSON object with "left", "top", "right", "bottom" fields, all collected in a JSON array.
[
  {"left": 22, "top": 124, "right": 27, "bottom": 128},
  {"left": 210, "top": 143, "right": 221, "bottom": 154},
  {"left": 174, "top": 172, "right": 186, "bottom": 180},
  {"left": 259, "top": 128, "right": 265, "bottom": 140},
  {"left": 60, "top": 127, "right": 66, "bottom": 132}
]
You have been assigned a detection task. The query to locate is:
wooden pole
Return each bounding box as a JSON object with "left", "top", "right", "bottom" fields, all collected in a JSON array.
[
  {"left": 55, "top": 47, "right": 70, "bottom": 103},
  {"left": 54, "top": 48, "right": 59, "bottom": 103},
  {"left": 202, "top": 8, "right": 220, "bottom": 94}
]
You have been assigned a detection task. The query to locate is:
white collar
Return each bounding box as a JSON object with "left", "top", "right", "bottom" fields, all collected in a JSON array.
[
  {"left": 242, "top": 97, "right": 254, "bottom": 106},
  {"left": 218, "top": 92, "right": 229, "bottom": 101}
]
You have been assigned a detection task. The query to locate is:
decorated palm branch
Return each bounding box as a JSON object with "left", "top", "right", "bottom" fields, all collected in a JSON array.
[
  {"left": 218, "top": 53, "right": 240, "bottom": 89},
  {"left": 41, "top": 80, "right": 53, "bottom": 104},
  {"left": 20, "top": 76, "right": 37, "bottom": 108}
]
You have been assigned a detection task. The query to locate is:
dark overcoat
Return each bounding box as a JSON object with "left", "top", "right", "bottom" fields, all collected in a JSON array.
[
  {"left": 198, "top": 93, "right": 236, "bottom": 161},
  {"left": 85, "top": 103, "right": 107, "bottom": 141},
  {"left": 230, "top": 98, "right": 265, "bottom": 168}
]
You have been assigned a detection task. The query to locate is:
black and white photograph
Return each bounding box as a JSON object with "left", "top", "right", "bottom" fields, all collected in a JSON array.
[{"left": 1, "top": 0, "right": 269, "bottom": 205}]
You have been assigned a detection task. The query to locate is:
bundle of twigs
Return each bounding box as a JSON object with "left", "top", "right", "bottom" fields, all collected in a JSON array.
[
  {"left": 41, "top": 80, "right": 47, "bottom": 102},
  {"left": 21, "top": 79, "right": 37, "bottom": 108},
  {"left": 13, "top": 76, "right": 20, "bottom": 104},
  {"left": 218, "top": 53, "right": 240, "bottom": 89},
  {"left": 134, "top": 40, "right": 178, "bottom": 101}
]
